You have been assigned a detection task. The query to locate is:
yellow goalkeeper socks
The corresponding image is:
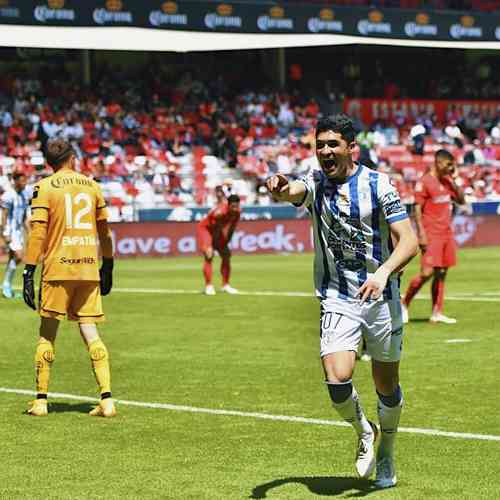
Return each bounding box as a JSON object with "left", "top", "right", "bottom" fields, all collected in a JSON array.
[
  {"left": 34, "top": 338, "right": 55, "bottom": 398},
  {"left": 88, "top": 339, "right": 111, "bottom": 397}
]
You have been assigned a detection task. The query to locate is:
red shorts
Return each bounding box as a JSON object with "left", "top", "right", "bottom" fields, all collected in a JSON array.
[
  {"left": 197, "top": 226, "right": 226, "bottom": 253},
  {"left": 421, "top": 236, "right": 457, "bottom": 269}
]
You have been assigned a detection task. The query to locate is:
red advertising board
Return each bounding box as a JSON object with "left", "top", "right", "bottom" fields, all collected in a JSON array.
[
  {"left": 111, "top": 219, "right": 313, "bottom": 258},
  {"left": 343, "top": 98, "right": 500, "bottom": 125},
  {"left": 111, "top": 216, "right": 500, "bottom": 258}
]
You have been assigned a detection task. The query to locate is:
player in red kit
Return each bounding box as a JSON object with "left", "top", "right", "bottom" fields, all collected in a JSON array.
[
  {"left": 402, "top": 149, "right": 465, "bottom": 324},
  {"left": 197, "top": 194, "right": 241, "bottom": 295}
]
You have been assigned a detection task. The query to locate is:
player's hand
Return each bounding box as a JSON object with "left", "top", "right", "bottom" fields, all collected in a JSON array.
[
  {"left": 99, "top": 257, "right": 113, "bottom": 296},
  {"left": 418, "top": 235, "right": 428, "bottom": 253},
  {"left": 265, "top": 174, "right": 289, "bottom": 202},
  {"left": 22, "top": 264, "right": 36, "bottom": 310},
  {"left": 357, "top": 266, "right": 390, "bottom": 305}
]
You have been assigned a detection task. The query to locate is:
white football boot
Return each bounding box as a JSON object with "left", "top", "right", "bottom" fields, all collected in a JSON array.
[
  {"left": 355, "top": 421, "right": 378, "bottom": 478},
  {"left": 221, "top": 284, "right": 238, "bottom": 294},
  {"left": 204, "top": 284, "right": 216, "bottom": 295},
  {"left": 429, "top": 312, "right": 457, "bottom": 324},
  {"left": 375, "top": 455, "right": 397, "bottom": 489}
]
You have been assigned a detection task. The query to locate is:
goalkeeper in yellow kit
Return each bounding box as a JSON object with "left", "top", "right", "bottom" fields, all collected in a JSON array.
[{"left": 23, "top": 138, "right": 115, "bottom": 417}]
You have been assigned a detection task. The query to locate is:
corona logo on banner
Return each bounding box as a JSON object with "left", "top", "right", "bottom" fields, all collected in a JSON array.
[
  {"left": 357, "top": 10, "right": 392, "bottom": 36},
  {"left": 0, "top": 0, "right": 19, "bottom": 18},
  {"left": 93, "top": 0, "right": 133, "bottom": 24},
  {"left": 149, "top": 0, "right": 187, "bottom": 26},
  {"left": 404, "top": 12, "right": 438, "bottom": 37},
  {"left": 257, "top": 5, "right": 294, "bottom": 31},
  {"left": 204, "top": 3, "right": 242, "bottom": 29},
  {"left": 106, "top": 0, "right": 122, "bottom": 11},
  {"left": 307, "top": 7, "right": 343, "bottom": 33},
  {"left": 162, "top": 2, "right": 177, "bottom": 15},
  {"left": 450, "top": 15, "right": 482, "bottom": 39},
  {"left": 48, "top": 0, "right": 64, "bottom": 8},
  {"left": 34, "top": 0, "right": 75, "bottom": 22}
]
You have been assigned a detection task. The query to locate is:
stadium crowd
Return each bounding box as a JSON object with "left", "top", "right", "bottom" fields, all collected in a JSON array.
[{"left": 0, "top": 71, "right": 499, "bottom": 219}]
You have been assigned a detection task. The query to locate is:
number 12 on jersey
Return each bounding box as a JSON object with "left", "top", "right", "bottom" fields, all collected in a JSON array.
[{"left": 64, "top": 193, "right": 92, "bottom": 230}]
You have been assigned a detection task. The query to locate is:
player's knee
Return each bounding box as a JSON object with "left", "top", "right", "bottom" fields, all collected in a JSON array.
[
  {"left": 326, "top": 380, "right": 353, "bottom": 404},
  {"left": 377, "top": 384, "right": 403, "bottom": 408},
  {"left": 421, "top": 268, "right": 433, "bottom": 279},
  {"left": 204, "top": 249, "right": 214, "bottom": 260},
  {"left": 35, "top": 338, "right": 55, "bottom": 365},
  {"left": 434, "top": 268, "right": 447, "bottom": 279}
]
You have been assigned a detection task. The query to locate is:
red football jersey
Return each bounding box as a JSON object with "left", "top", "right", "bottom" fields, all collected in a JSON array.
[
  {"left": 414, "top": 173, "right": 458, "bottom": 236},
  {"left": 199, "top": 201, "right": 240, "bottom": 235}
]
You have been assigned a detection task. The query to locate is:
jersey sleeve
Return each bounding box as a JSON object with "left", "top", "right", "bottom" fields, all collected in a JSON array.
[
  {"left": 378, "top": 174, "right": 408, "bottom": 224},
  {"left": 293, "top": 169, "right": 319, "bottom": 208},
  {"left": 30, "top": 183, "right": 50, "bottom": 223},
  {"left": 95, "top": 183, "right": 109, "bottom": 222},
  {"left": 1, "top": 191, "right": 12, "bottom": 210},
  {"left": 414, "top": 177, "right": 429, "bottom": 206}
]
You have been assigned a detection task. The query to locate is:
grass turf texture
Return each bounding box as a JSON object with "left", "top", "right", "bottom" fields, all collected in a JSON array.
[{"left": 1, "top": 247, "right": 499, "bottom": 499}]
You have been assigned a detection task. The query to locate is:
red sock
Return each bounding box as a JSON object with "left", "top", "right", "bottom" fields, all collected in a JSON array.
[
  {"left": 404, "top": 275, "right": 425, "bottom": 306},
  {"left": 431, "top": 278, "right": 445, "bottom": 314},
  {"left": 203, "top": 260, "right": 213, "bottom": 285},
  {"left": 221, "top": 257, "right": 230, "bottom": 286}
]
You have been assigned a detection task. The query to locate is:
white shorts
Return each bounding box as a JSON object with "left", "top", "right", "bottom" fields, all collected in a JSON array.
[
  {"left": 7, "top": 230, "right": 24, "bottom": 252},
  {"left": 319, "top": 297, "right": 403, "bottom": 362}
]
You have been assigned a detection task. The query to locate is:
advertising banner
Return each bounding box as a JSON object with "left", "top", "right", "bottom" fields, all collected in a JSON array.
[
  {"left": 0, "top": 1, "right": 499, "bottom": 43},
  {"left": 344, "top": 98, "right": 500, "bottom": 125},
  {"left": 111, "top": 215, "right": 500, "bottom": 258}
]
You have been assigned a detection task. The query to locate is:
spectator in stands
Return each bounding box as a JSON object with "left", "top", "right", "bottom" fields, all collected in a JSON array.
[{"left": 409, "top": 121, "right": 426, "bottom": 156}]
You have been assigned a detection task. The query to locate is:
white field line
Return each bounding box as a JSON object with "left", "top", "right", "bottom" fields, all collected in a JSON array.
[
  {"left": 111, "top": 287, "right": 500, "bottom": 302},
  {"left": 1, "top": 387, "right": 499, "bottom": 443}
]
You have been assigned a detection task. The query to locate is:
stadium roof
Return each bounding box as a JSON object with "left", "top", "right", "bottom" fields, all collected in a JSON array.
[{"left": 1, "top": 26, "right": 499, "bottom": 51}]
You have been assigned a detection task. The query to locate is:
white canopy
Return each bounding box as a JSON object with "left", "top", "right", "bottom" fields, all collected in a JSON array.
[{"left": 1, "top": 25, "right": 499, "bottom": 51}]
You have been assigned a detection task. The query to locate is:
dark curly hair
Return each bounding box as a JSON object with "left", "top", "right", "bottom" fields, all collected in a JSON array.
[{"left": 315, "top": 113, "right": 356, "bottom": 144}]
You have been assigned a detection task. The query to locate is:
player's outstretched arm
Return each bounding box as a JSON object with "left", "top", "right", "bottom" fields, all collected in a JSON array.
[
  {"left": 97, "top": 219, "right": 114, "bottom": 296},
  {"left": 266, "top": 174, "right": 307, "bottom": 205},
  {"left": 22, "top": 221, "right": 48, "bottom": 310},
  {"left": 357, "top": 218, "right": 418, "bottom": 304}
]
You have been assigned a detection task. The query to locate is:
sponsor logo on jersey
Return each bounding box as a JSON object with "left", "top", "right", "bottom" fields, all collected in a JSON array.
[
  {"left": 404, "top": 13, "right": 438, "bottom": 37},
  {"left": 450, "top": 15, "right": 482, "bottom": 39},
  {"left": 257, "top": 6, "right": 294, "bottom": 31},
  {"left": 337, "top": 258, "right": 365, "bottom": 271},
  {"left": 149, "top": 1, "right": 187, "bottom": 26},
  {"left": 357, "top": 10, "right": 392, "bottom": 36},
  {"left": 34, "top": 0, "right": 75, "bottom": 22},
  {"left": 59, "top": 256, "right": 96, "bottom": 265},
  {"left": 0, "top": 0, "right": 20, "bottom": 18},
  {"left": 50, "top": 176, "right": 93, "bottom": 189},
  {"left": 204, "top": 4, "right": 242, "bottom": 29},
  {"left": 93, "top": 0, "right": 133, "bottom": 25},
  {"left": 62, "top": 235, "right": 97, "bottom": 247},
  {"left": 307, "top": 8, "right": 343, "bottom": 33}
]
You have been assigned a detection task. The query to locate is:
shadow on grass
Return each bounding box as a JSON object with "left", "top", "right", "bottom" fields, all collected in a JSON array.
[
  {"left": 48, "top": 402, "right": 94, "bottom": 414},
  {"left": 250, "top": 476, "right": 378, "bottom": 498},
  {"left": 408, "top": 318, "right": 430, "bottom": 323}
]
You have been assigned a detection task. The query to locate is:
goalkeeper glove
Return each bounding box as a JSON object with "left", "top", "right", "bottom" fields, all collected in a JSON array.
[
  {"left": 23, "top": 264, "right": 36, "bottom": 310},
  {"left": 99, "top": 257, "right": 113, "bottom": 296}
]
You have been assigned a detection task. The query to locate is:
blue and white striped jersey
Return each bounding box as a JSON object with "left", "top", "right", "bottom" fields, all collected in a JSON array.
[
  {"left": 1, "top": 188, "right": 31, "bottom": 236},
  {"left": 298, "top": 164, "right": 408, "bottom": 301}
]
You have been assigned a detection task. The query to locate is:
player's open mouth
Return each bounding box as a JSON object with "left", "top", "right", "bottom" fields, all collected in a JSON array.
[{"left": 322, "top": 158, "right": 337, "bottom": 171}]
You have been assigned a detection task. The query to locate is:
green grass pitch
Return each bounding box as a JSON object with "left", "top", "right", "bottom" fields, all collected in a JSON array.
[{"left": 1, "top": 247, "right": 499, "bottom": 499}]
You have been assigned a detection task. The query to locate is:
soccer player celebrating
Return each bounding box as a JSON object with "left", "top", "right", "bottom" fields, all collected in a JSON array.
[
  {"left": 402, "top": 150, "right": 465, "bottom": 324},
  {"left": 197, "top": 193, "right": 241, "bottom": 295},
  {"left": 22, "top": 138, "right": 116, "bottom": 418},
  {"left": 266, "top": 114, "right": 418, "bottom": 488},
  {"left": 1, "top": 172, "right": 31, "bottom": 298}
]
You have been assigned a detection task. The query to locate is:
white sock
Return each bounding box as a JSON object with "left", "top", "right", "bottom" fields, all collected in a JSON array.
[
  {"left": 377, "top": 397, "right": 404, "bottom": 457},
  {"left": 332, "top": 386, "right": 372, "bottom": 437},
  {"left": 3, "top": 259, "right": 16, "bottom": 287}
]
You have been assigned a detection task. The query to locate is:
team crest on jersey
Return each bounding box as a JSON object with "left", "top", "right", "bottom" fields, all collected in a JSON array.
[
  {"left": 32, "top": 185, "right": 40, "bottom": 199},
  {"left": 337, "top": 193, "right": 350, "bottom": 206}
]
